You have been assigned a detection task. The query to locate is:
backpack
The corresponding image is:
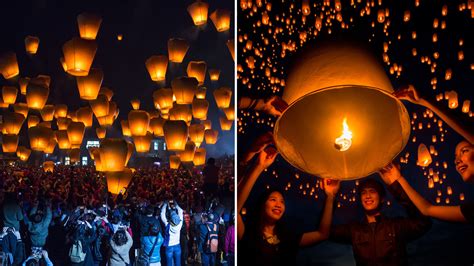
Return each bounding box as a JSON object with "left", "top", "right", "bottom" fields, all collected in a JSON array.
[
  {"left": 205, "top": 223, "right": 218, "bottom": 253},
  {"left": 69, "top": 240, "right": 86, "bottom": 263}
]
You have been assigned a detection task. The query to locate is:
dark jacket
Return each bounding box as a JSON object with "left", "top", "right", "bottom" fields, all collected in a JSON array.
[
  {"left": 331, "top": 181, "right": 432, "bottom": 266},
  {"left": 198, "top": 222, "right": 218, "bottom": 253}
]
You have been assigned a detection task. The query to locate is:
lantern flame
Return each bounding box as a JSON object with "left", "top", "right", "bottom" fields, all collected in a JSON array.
[{"left": 335, "top": 117, "right": 352, "bottom": 151}]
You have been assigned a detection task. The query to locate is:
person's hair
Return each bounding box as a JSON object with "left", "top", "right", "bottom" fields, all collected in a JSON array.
[
  {"left": 113, "top": 229, "right": 128, "bottom": 246},
  {"left": 149, "top": 224, "right": 160, "bottom": 236},
  {"left": 32, "top": 213, "right": 43, "bottom": 223},
  {"left": 357, "top": 178, "right": 386, "bottom": 198},
  {"left": 247, "top": 189, "right": 286, "bottom": 238}
]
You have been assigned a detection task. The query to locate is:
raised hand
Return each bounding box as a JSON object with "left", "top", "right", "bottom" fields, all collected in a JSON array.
[
  {"left": 263, "top": 96, "right": 289, "bottom": 117},
  {"left": 322, "top": 179, "right": 340, "bottom": 198},
  {"left": 248, "top": 132, "right": 274, "bottom": 154},
  {"left": 379, "top": 163, "right": 402, "bottom": 185},
  {"left": 394, "top": 85, "right": 423, "bottom": 105},
  {"left": 257, "top": 146, "right": 278, "bottom": 170}
]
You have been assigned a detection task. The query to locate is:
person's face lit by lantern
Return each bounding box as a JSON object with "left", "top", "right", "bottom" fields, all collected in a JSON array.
[
  {"left": 360, "top": 188, "right": 381, "bottom": 213},
  {"left": 263, "top": 191, "right": 285, "bottom": 223},
  {"left": 455, "top": 140, "right": 474, "bottom": 183}
]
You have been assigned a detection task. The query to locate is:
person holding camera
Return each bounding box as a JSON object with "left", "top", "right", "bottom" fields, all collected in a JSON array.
[
  {"left": 110, "top": 226, "right": 133, "bottom": 266},
  {"left": 198, "top": 213, "right": 219, "bottom": 266},
  {"left": 161, "top": 200, "right": 183, "bottom": 266},
  {"left": 23, "top": 199, "right": 53, "bottom": 264}
]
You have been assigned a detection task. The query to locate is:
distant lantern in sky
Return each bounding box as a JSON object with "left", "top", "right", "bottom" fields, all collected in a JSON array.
[
  {"left": 39, "top": 105, "right": 53, "bottom": 121},
  {"left": 133, "top": 133, "right": 153, "bottom": 153},
  {"left": 172, "top": 77, "right": 198, "bottom": 104},
  {"left": 29, "top": 126, "right": 53, "bottom": 152},
  {"left": 219, "top": 116, "right": 233, "bottom": 131},
  {"left": 18, "top": 77, "right": 30, "bottom": 95},
  {"left": 208, "top": 69, "right": 221, "bottom": 81},
  {"left": 192, "top": 99, "right": 209, "bottom": 120},
  {"left": 223, "top": 106, "right": 235, "bottom": 120},
  {"left": 417, "top": 143, "right": 432, "bottom": 167},
  {"left": 149, "top": 117, "right": 166, "bottom": 137},
  {"left": 13, "top": 103, "right": 29, "bottom": 118},
  {"left": 76, "top": 68, "right": 103, "bottom": 100},
  {"left": 90, "top": 94, "right": 109, "bottom": 118},
  {"left": 105, "top": 168, "right": 133, "bottom": 195},
  {"left": 43, "top": 161, "right": 55, "bottom": 173},
  {"left": 213, "top": 87, "right": 233, "bottom": 108},
  {"left": 62, "top": 37, "right": 97, "bottom": 76},
  {"left": 128, "top": 110, "right": 150, "bottom": 137},
  {"left": 27, "top": 115, "right": 40, "bottom": 128},
  {"left": 2, "top": 86, "right": 18, "bottom": 105},
  {"left": 67, "top": 122, "right": 85, "bottom": 146},
  {"left": 76, "top": 107, "right": 93, "bottom": 127},
  {"left": 168, "top": 38, "right": 190, "bottom": 63},
  {"left": 189, "top": 124, "right": 205, "bottom": 147},
  {"left": 54, "top": 104, "right": 68, "bottom": 119},
  {"left": 302, "top": 0, "right": 311, "bottom": 15},
  {"left": 3, "top": 112, "right": 25, "bottom": 135},
  {"left": 153, "top": 88, "right": 174, "bottom": 110},
  {"left": 210, "top": 9, "right": 231, "bottom": 32},
  {"left": 178, "top": 141, "right": 196, "bottom": 162},
  {"left": 99, "top": 87, "right": 114, "bottom": 101},
  {"left": 187, "top": 0, "right": 209, "bottom": 26},
  {"left": 462, "top": 100, "right": 470, "bottom": 113},
  {"left": 130, "top": 99, "right": 140, "bottom": 110},
  {"left": 99, "top": 138, "right": 129, "bottom": 172},
  {"left": 117, "top": 34, "right": 123, "bottom": 41},
  {"left": 56, "top": 117, "right": 71, "bottom": 130},
  {"left": 193, "top": 148, "right": 206, "bottom": 166},
  {"left": 163, "top": 120, "right": 188, "bottom": 151},
  {"left": 202, "top": 120, "right": 211, "bottom": 130},
  {"left": 226, "top": 39, "right": 235, "bottom": 61},
  {"left": 187, "top": 61, "right": 207, "bottom": 85},
  {"left": 121, "top": 120, "right": 132, "bottom": 137},
  {"left": 26, "top": 83, "right": 49, "bottom": 110},
  {"left": 196, "top": 87, "right": 207, "bottom": 99},
  {"left": 25, "top": 36, "right": 40, "bottom": 55},
  {"left": 0, "top": 52, "right": 20, "bottom": 79},
  {"left": 170, "top": 104, "right": 193, "bottom": 125},
  {"left": 77, "top": 12, "right": 102, "bottom": 40},
  {"left": 96, "top": 127, "right": 106, "bottom": 139},
  {"left": 204, "top": 129, "right": 218, "bottom": 144},
  {"left": 448, "top": 91, "right": 458, "bottom": 109},
  {"left": 56, "top": 130, "right": 71, "bottom": 150},
  {"left": 146, "top": 55, "right": 168, "bottom": 82},
  {"left": 377, "top": 9, "right": 385, "bottom": 23},
  {"left": 17, "top": 146, "right": 31, "bottom": 161},
  {"left": 169, "top": 155, "right": 181, "bottom": 169},
  {"left": 2, "top": 134, "right": 19, "bottom": 153}
]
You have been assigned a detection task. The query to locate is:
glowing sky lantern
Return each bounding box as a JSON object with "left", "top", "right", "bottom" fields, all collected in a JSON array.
[
  {"left": 448, "top": 91, "right": 458, "bottom": 109},
  {"left": 222, "top": 106, "right": 235, "bottom": 120},
  {"left": 226, "top": 39, "right": 235, "bottom": 61},
  {"left": 204, "top": 129, "right": 218, "bottom": 144},
  {"left": 3, "top": 112, "right": 25, "bottom": 135},
  {"left": 62, "top": 37, "right": 97, "bottom": 76},
  {"left": 219, "top": 116, "right": 233, "bottom": 131},
  {"left": 130, "top": 99, "right": 140, "bottom": 110},
  {"left": 170, "top": 104, "right": 193, "bottom": 125},
  {"left": 43, "top": 161, "right": 54, "bottom": 173},
  {"left": 18, "top": 77, "right": 30, "bottom": 95},
  {"left": 77, "top": 12, "right": 102, "bottom": 40},
  {"left": 189, "top": 124, "right": 205, "bottom": 147},
  {"left": 13, "top": 103, "right": 29, "bottom": 118},
  {"left": 55, "top": 130, "right": 71, "bottom": 150},
  {"left": 302, "top": 0, "right": 311, "bottom": 15},
  {"left": 168, "top": 38, "right": 189, "bottom": 63},
  {"left": 187, "top": 61, "right": 207, "bottom": 85},
  {"left": 96, "top": 127, "right": 106, "bottom": 139},
  {"left": 120, "top": 120, "right": 132, "bottom": 137},
  {"left": 187, "top": 0, "right": 209, "bottom": 26},
  {"left": 76, "top": 68, "right": 103, "bottom": 100},
  {"left": 462, "top": 100, "right": 470, "bottom": 113},
  {"left": 153, "top": 88, "right": 174, "bottom": 110},
  {"left": 163, "top": 120, "right": 188, "bottom": 151},
  {"left": 90, "top": 94, "right": 109, "bottom": 118},
  {"left": 67, "top": 122, "right": 85, "bottom": 146},
  {"left": 208, "top": 69, "right": 221, "bottom": 81},
  {"left": 178, "top": 141, "right": 196, "bottom": 162},
  {"left": 28, "top": 115, "right": 40, "bottom": 128},
  {"left": 26, "top": 83, "right": 49, "bottom": 110},
  {"left": 192, "top": 99, "right": 209, "bottom": 120},
  {"left": 145, "top": 55, "right": 168, "bottom": 82},
  {"left": 128, "top": 110, "right": 150, "bottom": 137},
  {"left": 2, "top": 86, "right": 18, "bottom": 105},
  {"left": 133, "top": 132, "right": 153, "bottom": 153},
  {"left": 2, "top": 134, "right": 19, "bottom": 153},
  {"left": 417, "top": 143, "right": 432, "bottom": 167},
  {"left": 149, "top": 117, "right": 166, "bottom": 137},
  {"left": 25, "top": 36, "right": 40, "bottom": 54},
  {"left": 0, "top": 52, "right": 20, "bottom": 79},
  {"left": 105, "top": 168, "right": 133, "bottom": 195},
  {"left": 172, "top": 77, "right": 198, "bottom": 104},
  {"left": 56, "top": 117, "right": 71, "bottom": 130},
  {"left": 196, "top": 87, "right": 207, "bottom": 99},
  {"left": 99, "top": 138, "right": 129, "bottom": 172},
  {"left": 210, "top": 9, "right": 231, "bottom": 32},
  {"left": 54, "top": 104, "right": 68, "bottom": 118},
  {"left": 17, "top": 146, "right": 31, "bottom": 161},
  {"left": 44, "top": 137, "right": 57, "bottom": 154},
  {"left": 213, "top": 87, "right": 233, "bottom": 108},
  {"left": 99, "top": 87, "right": 114, "bottom": 101},
  {"left": 193, "top": 147, "right": 206, "bottom": 166},
  {"left": 169, "top": 155, "right": 181, "bottom": 169},
  {"left": 76, "top": 107, "right": 93, "bottom": 127},
  {"left": 29, "top": 126, "right": 53, "bottom": 151}
]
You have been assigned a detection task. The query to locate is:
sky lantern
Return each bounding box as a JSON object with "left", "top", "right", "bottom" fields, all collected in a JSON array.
[
  {"left": 17, "top": 146, "right": 31, "bottom": 161},
  {"left": 187, "top": 1, "right": 209, "bottom": 26},
  {"left": 163, "top": 120, "right": 188, "bottom": 151},
  {"left": 13, "top": 103, "right": 29, "bottom": 118},
  {"left": 99, "top": 87, "right": 114, "bottom": 101},
  {"left": 125, "top": 141, "right": 134, "bottom": 166},
  {"left": 90, "top": 94, "right": 109, "bottom": 118},
  {"left": 96, "top": 127, "right": 106, "bottom": 139},
  {"left": 77, "top": 12, "right": 102, "bottom": 40},
  {"left": 149, "top": 117, "right": 166, "bottom": 137},
  {"left": 377, "top": 9, "right": 385, "bottom": 23},
  {"left": 168, "top": 38, "right": 190, "bottom": 63},
  {"left": 203, "top": 120, "right": 211, "bottom": 130},
  {"left": 97, "top": 112, "right": 117, "bottom": 127},
  {"left": 128, "top": 110, "right": 150, "bottom": 136},
  {"left": 54, "top": 104, "right": 68, "bottom": 119},
  {"left": 121, "top": 120, "right": 132, "bottom": 137},
  {"left": 2, "top": 86, "right": 18, "bottom": 105},
  {"left": 2, "top": 134, "right": 19, "bottom": 153},
  {"left": 178, "top": 140, "right": 196, "bottom": 162},
  {"left": 204, "top": 129, "right": 218, "bottom": 144},
  {"left": 55, "top": 130, "right": 71, "bottom": 150},
  {"left": 462, "top": 100, "right": 470, "bottom": 113},
  {"left": 273, "top": 42, "right": 410, "bottom": 180},
  {"left": 208, "top": 69, "right": 220, "bottom": 81},
  {"left": 213, "top": 87, "right": 232, "bottom": 108},
  {"left": 76, "top": 68, "right": 103, "bottom": 100},
  {"left": 448, "top": 91, "right": 458, "bottom": 109},
  {"left": 76, "top": 107, "right": 93, "bottom": 127},
  {"left": 60, "top": 57, "right": 68, "bottom": 72},
  {"left": 170, "top": 104, "right": 193, "bottom": 125},
  {"left": 169, "top": 155, "right": 181, "bottom": 169},
  {"left": 210, "top": 9, "right": 231, "bottom": 32},
  {"left": 148, "top": 110, "right": 160, "bottom": 119},
  {"left": 219, "top": 116, "right": 233, "bottom": 131},
  {"left": 56, "top": 117, "right": 71, "bottom": 130},
  {"left": 153, "top": 88, "right": 174, "bottom": 110},
  {"left": 145, "top": 55, "right": 168, "bottom": 82},
  {"left": 26, "top": 83, "right": 49, "bottom": 110},
  {"left": 192, "top": 98, "right": 209, "bottom": 120},
  {"left": 302, "top": 0, "right": 311, "bottom": 15},
  {"left": 130, "top": 99, "right": 140, "bottom": 110},
  {"left": 29, "top": 126, "right": 53, "bottom": 151},
  {"left": 99, "top": 138, "right": 129, "bottom": 172},
  {"left": 44, "top": 137, "right": 57, "bottom": 154},
  {"left": 19, "top": 77, "right": 30, "bottom": 95},
  {"left": 25, "top": 36, "right": 40, "bottom": 54},
  {"left": 105, "top": 168, "right": 133, "bottom": 195},
  {"left": 133, "top": 132, "right": 153, "bottom": 153},
  {"left": 196, "top": 87, "right": 207, "bottom": 99},
  {"left": 67, "top": 122, "right": 85, "bottom": 147},
  {"left": 38, "top": 121, "right": 51, "bottom": 128},
  {"left": 43, "top": 161, "right": 54, "bottom": 173},
  {"left": 27, "top": 115, "right": 40, "bottom": 128},
  {"left": 0, "top": 52, "right": 20, "bottom": 79},
  {"left": 62, "top": 37, "right": 97, "bottom": 76},
  {"left": 189, "top": 124, "right": 205, "bottom": 147},
  {"left": 0, "top": 99, "right": 8, "bottom": 108},
  {"left": 193, "top": 147, "right": 206, "bottom": 166},
  {"left": 417, "top": 143, "right": 432, "bottom": 167},
  {"left": 3, "top": 112, "right": 25, "bottom": 135},
  {"left": 222, "top": 106, "right": 235, "bottom": 120},
  {"left": 34, "top": 75, "right": 51, "bottom": 88},
  {"left": 187, "top": 61, "right": 207, "bottom": 85},
  {"left": 226, "top": 39, "right": 235, "bottom": 61},
  {"left": 172, "top": 77, "right": 198, "bottom": 104}
]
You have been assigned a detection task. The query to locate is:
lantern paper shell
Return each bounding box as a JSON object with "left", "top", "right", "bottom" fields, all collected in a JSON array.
[
  {"left": 210, "top": 9, "right": 231, "bottom": 32},
  {"left": 2, "top": 86, "right": 18, "bottom": 105},
  {"left": 193, "top": 148, "right": 206, "bottom": 166},
  {"left": 43, "top": 161, "right": 55, "bottom": 173},
  {"left": 126, "top": 141, "right": 134, "bottom": 166},
  {"left": 213, "top": 87, "right": 232, "bottom": 108},
  {"left": 55, "top": 130, "right": 71, "bottom": 150},
  {"left": 202, "top": 120, "right": 212, "bottom": 130},
  {"left": 169, "top": 155, "right": 181, "bottom": 169},
  {"left": 105, "top": 168, "right": 133, "bottom": 195},
  {"left": 67, "top": 122, "right": 85, "bottom": 146},
  {"left": 62, "top": 37, "right": 97, "bottom": 76},
  {"left": 25, "top": 36, "right": 40, "bottom": 55},
  {"left": 26, "top": 84, "right": 49, "bottom": 110},
  {"left": 226, "top": 39, "right": 235, "bottom": 61},
  {"left": 192, "top": 99, "right": 209, "bottom": 120},
  {"left": 448, "top": 91, "right": 458, "bottom": 109},
  {"left": 172, "top": 77, "right": 198, "bottom": 104},
  {"left": 187, "top": 61, "right": 207, "bottom": 85},
  {"left": 3, "top": 112, "right": 25, "bottom": 134},
  {"left": 2, "top": 134, "right": 19, "bottom": 153},
  {"left": 219, "top": 116, "right": 233, "bottom": 131},
  {"left": 13, "top": 103, "right": 29, "bottom": 119},
  {"left": 208, "top": 69, "right": 220, "bottom": 81},
  {"left": 77, "top": 13, "right": 102, "bottom": 40},
  {"left": 17, "top": 146, "right": 31, "bottom": 161},
  {"left": 130, "top": 99, "right": 140, "bottom": 110},
  {"left": 133, "top": 133, "right": 153, "bottom": 153},
  {"left": 196, "top": 87, "right": 207, "bottom": 99},
  {"left": 168, "top": 38, "right": 190, "bottom": 63},
  {"left": 19, "top": 77, "right": 30, "bottom": 95},
  {"left": 153, "top": 88, "right": 174, "bottom": 110},
  {"left": 187, "top": 1, "right": 209, "bottom": 26},
  {"left": 170, "top": 104, "right": 192, "bottom": 124},
  {"left": 29, "top": 126, "right": 53, "bottom": 151},
  {"left": 57, "top": 118, "right": 72, "bottom": 130},
  {"left": 54, "top": 104, "right": 68, "bottom": 119},
  {"left": 149, "top": 117, "right": 166, "bottom": 137},
  {"left": 38, "top": 105, "right": 53, "bottom": 122},
  {"left": 222, "top": 106, "right": 235, "bottom": 120},
  {"left": 163, "top": 120, "right": 188, "bottom": 151},
  {"left": 90, "top": 94, "right": 109, "bottom": 118},
  {"left": 76, "top": 107, "right": 93, "bottom": 127},
  {"left": 178, "top": 141, "right": 196, "bottom": 162},
  {"left": 0, "top": 52, "right": 20, "bottom": 79},
  {"left": 96, "top": 127, "right": 106, "bottom": 139},
  {"left": 76, "top": 68, "right": 103, "bottom": 100},
  {"left": 38, "top": 121, "right": 51, "bottom": 128},
  {"left": 28, "top": 115, "right": 40, "bottom": 128},
  {"left": 97, "top": 113, "right": 116, "bottom": 127},
  {"left": 0, "top": 99, "right": 8, "bottom": 108},
  {"left": 60, "top": 57, "right": 68, "bottom": 72},
  {"left": 128, "top": 110, "right": 150, "bottom": 136},
  {"left": 69, "top": 148, "right": 81, "bottom": 163},
  {"left": 189, "top": 124, "right": 205, "bottom": 147},
  {"left": 98, "top": 87, "right": 114, "bottom": 101},
  {"left": 274, "top": 42, "right": 411, "bottom": 180},
  {"left": 31, "top": 75, "right": 51, "bottom": 88},
  {"left": 99, "top": 138, "right": 129, "bottom": 172},
  {"left": 44, "top": 137, "right": 57, "bottom": 154},
  {"left": 121, "top": 120, "right": 132, "bottom": 137},
  {"left": 417, "top": 143, "right": 432, "bottom": 167},
  {"left": 145, "top": 55, "right": 168, "bottom": 82},
  {"left": 204, "top": 129, "right": 218, "bottom": 144}
]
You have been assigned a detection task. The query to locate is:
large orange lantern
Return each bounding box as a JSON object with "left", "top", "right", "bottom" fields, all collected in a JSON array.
[
  {"left": 187, "top": 61, "right": 207, "bottom": 85},
  {"left": 99, "top": 138, "right": 129, "bottom": 172},
  {"left": 96, "top": 127, "right": 106, "bottom": 139},
  {"left": 170, "top": 104, "right": 193, "bottom": 125},
  {"left": 163, "top": 120, "right": 188, "bottom": 151},
  {"left": 273, "top": 42, "right": 410, "bottom": 180},
  {"left": 54, "top": 104, "right": 68, "bottom": 118},
  {"left": 168, "top": 38, "right": 190, "bottom": 63},
  {"left": 97, "top": 112, "right": 116, "bottom": 127},
  {"left": 62, "top": 37, "right": 97, "bottom": 76},
  {"left": 40, "top": 105, "right": 55, "bottom": 121},
  {"left": 43, "top": 161, "right": 55, "bottom": 173},
  {"left": 193, "top": 148, "right": 206, "bottom": 166},
  {"left": 130, "top": 99, "right": 140, "bottom": 110},
  {"left": 67, "top": 122, "right": 85, "bottom": 146},
  {"left": 105, "top": 168, "right": 133, "bottom": 195},
  {"left": 3, "top": 112, "right": 25, "bottom": 134},
  {"left": 192, "top": 99, "right": 209, "bottom": 120},
  {"left": 153, "top": 88, "right": 174, "bottom": 110},
  {"left": 19, "top": 77, "right": 30, "bottom": 95},
  {"left": 187, "top": 1, "right": 209, "bottom": 26},
  {"left": 2, "top": 134, "right": 19, "bottom": 153},
  {"left": 69, "top": 148, "right": 81, "bottom": 164},
  {"left": 189, "top": 124, "right": 205, "bottom": 147},
  {"left": 26, "top": 84, "right": 49, "bottom": 110},
  {"left": 210, "top": 9, "right": 231, "bottom": 32},
  {"left": 222, "top": 106, "right": 235, "bottom": 120},
  {"left": 145, "top": 55, "right": 168, "bottom": 82},
  {"left": 172, "top": 77, "right": 198, "bottom": 104},
  {"left": 13, "top": 103, "right": 29, "bottom": 119},
  {"left": 226, "top": 39, "right": 235, "bottom": 61},
  {"left": 77, "top": 12, "right": 102, "bottom": 40},
  {"left": 99, "top": 87, "right": 114, "bottom": 101},
  {"left": 213, "top": 87, "right": 232, "bottom": 108},
  {"left": 2, "top": 86, "right": 18, "bottom": 105},
  {"left": 149, "top": 117, "right": 166, "bottom": 137},
  {"left": 219, "top": 116, "right": 233, "bottom": 131},
  {"left": 178, "top": 141, "right": 196, "bottom": 162},
  {"left": 76, "top": 107, "right": 93, "bottom": 127},
  {"left": 202, "top": 120, "right": 212, "bottom": 130},
  {"left": 56, "top": 117, "right": 72, "bottom": 130},
  {"left": 29, "top": 126, "right": 53, "bottom": 151},
  {"left": 44, "top": 137, "right": 57, "bottom": 154},
  {"left": 128, "top": 110, "right": 150, "bottom": 136},
  {"left": 133, "top": 132, "right": 153, "bottom": 153},
  {"left": 169, "top": 155, "right": 181, "bottom": 169},
  {"left": 25, "top": 36, "right": 40, "bottom": 55},
  {"left": 90, "top": 94, "right": 109, "bottom": 118},
  {"left": 196, "top": 87, "right": 207, "bottom": 99},
  {"left": 208, "top": 69, "right": 220, "bottom": 81},
  {"left": 17, "top": 146, "right": 31, "bottom": 161},
  {"left": 0, "top": 52, "right": 20, "bottom": 79},
  {"left": 417, "top": 143, "right": 432, "bottom": 167},
  {"left": 76, "top": 68, "right": 103, "bottom": 100},
  {"left": 121, "top": 120, "right": 132, "bottom": 137},
  {"left": 28, "top": 115, "right": 40, "bottom": 128},
  {"left": 55, "top": 130, "right": 71, "bottom": 150},
  {"left": 204, "top": 129, "right": 218, "bottom": 144}
]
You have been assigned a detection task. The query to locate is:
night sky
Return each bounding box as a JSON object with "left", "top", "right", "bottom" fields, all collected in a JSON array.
[
  {"left": 0, "top": 0, "right": 235, "bottom": 158},
  {"left": 238, "top": 0, "right": 473, "bottom": 265}
]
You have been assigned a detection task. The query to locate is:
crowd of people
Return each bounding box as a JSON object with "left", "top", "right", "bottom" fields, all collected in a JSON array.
[{"left": 0, "top": 155, "right": 235, "bottom": 266}]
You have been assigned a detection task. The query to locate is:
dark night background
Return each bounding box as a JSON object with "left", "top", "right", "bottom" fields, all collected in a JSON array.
[
  {"left": 0, "top": 0, "right": 235, "bottom": 159},
  {"left": 238, "top": 0, "right": 474, "bottom": 265}
]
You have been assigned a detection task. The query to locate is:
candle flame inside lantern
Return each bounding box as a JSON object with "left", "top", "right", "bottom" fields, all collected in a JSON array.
[{"left": 335, "top": 117, "right": 352, "bottom": 151}]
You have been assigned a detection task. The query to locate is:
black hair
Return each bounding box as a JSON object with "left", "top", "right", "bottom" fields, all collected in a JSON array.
[
  {"left": 357, "top": 178, "right": 386, "bottom": 198},
  {"left": 246, "top": 189, "right": 286, "bottom": 239},
  {"left": 113, "top": 229, "right": 128, "bottom": 246}
]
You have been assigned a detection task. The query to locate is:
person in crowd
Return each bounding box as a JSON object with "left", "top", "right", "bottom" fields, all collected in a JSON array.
[
  {"left": 140, "top": 224, "right": 164, "bottom": 266},
  {"left": 161, "top": 200, "right": 184, "bottom": 266},
  {"left": 23, "top": 199, "right": 53, "bottom": 264},
  {"left": 199, "top": 213, "right": 219, "bottom": 266},
  {"left": 1, "top": 192, "right": 25, "bottom": 264},
  {"left": 110, "top": 228, "right": 133, "bottom": 266},
  {"left": 224, "top": 217, "right": 235, "bottom": 266}
]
